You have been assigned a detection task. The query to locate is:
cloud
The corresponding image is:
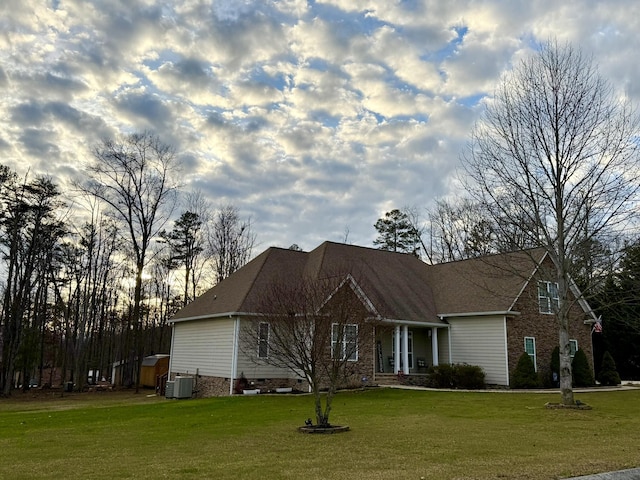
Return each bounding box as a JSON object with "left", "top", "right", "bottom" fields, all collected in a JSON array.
[{"left": 1, "top": 0, "right": 639, "bottom": 252}]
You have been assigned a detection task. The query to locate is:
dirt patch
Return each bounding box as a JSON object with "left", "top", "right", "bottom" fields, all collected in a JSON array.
[
  {"left": 545, "top": 402, "right": 592, "bottom": 410},
  {"left": 298, "top": 425, "right": 350, "bottom": 434}
]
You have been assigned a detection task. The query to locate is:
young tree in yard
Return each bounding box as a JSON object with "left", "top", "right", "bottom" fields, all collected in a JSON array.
[
  {"left": 77, "top": 132, "right": 180, "bottom": 392},
  {"left": 462, "top": 40, "right": 640, "bottom": 405},
  {"left": 242, "top": 274, "right": 375, "bottom": 428},
  {"left": 374, "top": 209, "right": 421, "bottom": 256}
]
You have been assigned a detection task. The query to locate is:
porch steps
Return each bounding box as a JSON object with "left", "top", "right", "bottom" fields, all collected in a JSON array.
[{"left": 375, "top": 374, "right": 406, "bottom": 386}]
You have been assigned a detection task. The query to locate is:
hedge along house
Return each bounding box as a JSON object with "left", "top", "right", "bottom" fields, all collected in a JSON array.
[{"left": 168, "top": 242, "right": 597, "bottom": 396}]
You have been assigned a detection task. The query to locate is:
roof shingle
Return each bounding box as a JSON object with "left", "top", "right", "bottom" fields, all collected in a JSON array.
[{"left": 170, "top": 242, "right": 545, "bottom": 324}]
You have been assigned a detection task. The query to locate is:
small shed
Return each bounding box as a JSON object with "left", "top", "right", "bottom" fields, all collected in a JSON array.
[{"left": 140, "top": 354, "right": 170, "bottom": 388}]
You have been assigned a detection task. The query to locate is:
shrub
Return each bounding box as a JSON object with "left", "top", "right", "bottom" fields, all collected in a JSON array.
[
  {"left": 454, "top": 364, "right": 486, "bottom": 390},
  {"left": 549, "top": 346, "right": 560, "bottom": 387},
  {"left": 233, "top": 372, "right": 249, "bottom": 394},
  {"left": 512, "top": 352, "right": 540, "bottom": 389},
  {"left": 426, "top": 364, "right": 455, "bottom": 388},
  {"left": 598, "top": 351, "right": 621, "bottom": 386},
  {"left": 571, "top": 348, "right": 594, "bottom": 387},
  {"left": 426, "top": 364, "right": 486, "bottom": 389}
]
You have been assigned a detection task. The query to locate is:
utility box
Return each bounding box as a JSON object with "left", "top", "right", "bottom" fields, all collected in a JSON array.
[
  {"left": 173, "top": 376, "right": 193, "bottom": 399},
  {"left": 165, "top": 380, "right": 175, "bottom": 399}
]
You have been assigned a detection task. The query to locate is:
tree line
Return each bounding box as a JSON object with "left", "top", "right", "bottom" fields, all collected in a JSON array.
[{"left": 0, "top": 132, "right": 255, "bottom": 395}]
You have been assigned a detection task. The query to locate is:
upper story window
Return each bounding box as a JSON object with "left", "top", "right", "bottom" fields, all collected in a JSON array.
[
  {"left": 538, "top": 281, "right": 559, "bottom": 314},
  {"left": 331, "top": 323, "right": 358, "bottom": 361},
  {"left": 258, "top": 322, "right": 269, "bottom": 358}
]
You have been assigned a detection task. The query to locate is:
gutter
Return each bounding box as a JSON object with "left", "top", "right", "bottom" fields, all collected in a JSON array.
[
  {"left": 438, "top": 310, "right": 520, "bottom": 319},
  {"left": 169, "top": 311, "right": 254, "bottom": 324},
  {"left": 380, "top": 318, "right": 448, "bottom": 328}
]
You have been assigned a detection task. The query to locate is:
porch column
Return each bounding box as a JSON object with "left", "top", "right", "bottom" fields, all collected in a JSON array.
[
  {"left": 431, "top": 327, "right": 439, "bottom": 367},
  {"left": 402, "top": 325, "right": 409, "bottom": 374},
  {"left": 394, "top": 325, "right": 401, "bottom": 374}
]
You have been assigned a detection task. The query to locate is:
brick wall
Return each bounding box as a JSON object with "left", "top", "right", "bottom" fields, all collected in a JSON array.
[{"left": 506, "top": 275, "right": 594, "bottom": 386}]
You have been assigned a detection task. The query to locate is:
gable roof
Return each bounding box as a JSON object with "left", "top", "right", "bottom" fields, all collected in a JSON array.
[
  {"left": 170, "top": 242, "right": 546, "bottom": 324},
  {"left": 425, "top": 249, "right": 545, "bottom": 317}
]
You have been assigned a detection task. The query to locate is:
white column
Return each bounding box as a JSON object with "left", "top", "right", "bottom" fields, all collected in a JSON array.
[
  {"left": 394, "top": 325, "right": 401, "bottom": 375},
  {"left": 402, "top": 325, "right": 409, "bottom": 374},
  {"left": 431, "top": 327, "right": 439, "bottom": 367}
]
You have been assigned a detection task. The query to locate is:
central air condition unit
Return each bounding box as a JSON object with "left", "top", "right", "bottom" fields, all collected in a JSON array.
[
  {"left": 174, "top": 376, "right": 194, "bottom": 399},
  {"left": 165, "top": 380, "right": 175, "bottom": 399}
]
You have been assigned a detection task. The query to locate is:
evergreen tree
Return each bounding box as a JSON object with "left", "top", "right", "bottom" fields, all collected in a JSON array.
[
  {"left": 571, "top": 349, "right": 594, "bottom": 387},
  {"left": 549, "top": 346, "right": 560, "bottom": 387},
  {"left": 512, "top": 352, "right": 540, "bottom": 389},
  {"left": 373, "top": 209, "right": 421, "bottom": 256},
  {"left": 598, "top": 351, "right": 621, "bottom": 386}
]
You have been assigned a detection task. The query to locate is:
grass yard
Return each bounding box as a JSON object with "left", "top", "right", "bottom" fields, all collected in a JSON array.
[{"left": 1, "top": 387, "right": 639, "bottom": 479}]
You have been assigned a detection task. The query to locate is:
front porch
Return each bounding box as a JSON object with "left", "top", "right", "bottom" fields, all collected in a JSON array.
[{"left": 375, "top": 323, "right": 449, "bottom": 376}]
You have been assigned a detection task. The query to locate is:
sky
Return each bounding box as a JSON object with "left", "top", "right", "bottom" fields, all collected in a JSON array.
[{"left": 2, "top": 0, "right": 639, "bottom": 253}]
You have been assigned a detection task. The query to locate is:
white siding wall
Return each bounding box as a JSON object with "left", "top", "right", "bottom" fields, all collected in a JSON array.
[
  {"left": 448, "top": 315, "right": 508, "bottom": 385},
  {"left": 170, "top": 318, "right": 236, "bottom": 377},
  {"left": 437, "top": 328, "right": 450, "bottom": 365}
]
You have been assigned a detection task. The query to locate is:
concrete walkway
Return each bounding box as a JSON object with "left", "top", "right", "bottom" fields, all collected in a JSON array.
[
  {"left": 380, "top": 381, "right": 640, "bottom": 394},
  {"left": 564, "top": 467, "right": 640, "bottom": 479}
]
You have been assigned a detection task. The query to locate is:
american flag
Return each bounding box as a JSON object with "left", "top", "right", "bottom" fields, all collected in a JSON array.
[{"left": 592, "top": 316, "right": 603, "bottom": 334}]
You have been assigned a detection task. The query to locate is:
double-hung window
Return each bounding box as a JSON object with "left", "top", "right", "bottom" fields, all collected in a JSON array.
[
  {"left": 331, "top": 324, "right": 358, "bottom": 361},
  {"left": 538, "top": 281, "right": 559, "bottom": 314},
  {"left": 258, "top": 322, "right": 269, "bottom": 358},
  {"left": 524, "top": 336, "right": 537, "bottom": 372},
  {"left": 569, "top": 339, "right": 578, "bottom": 359}
]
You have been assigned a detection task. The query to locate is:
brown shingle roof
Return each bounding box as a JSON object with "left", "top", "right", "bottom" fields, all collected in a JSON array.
[
  {"left": 426, "top": 249, "right": 545, "bottom": 316},
  {"left": 170, "top": 242, "right": 545, "bottom": 323}
]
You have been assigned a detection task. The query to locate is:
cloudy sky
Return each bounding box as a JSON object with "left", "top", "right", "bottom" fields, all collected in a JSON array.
[{"left": 2, "top": 0, "right": 639, "bottom": 252}]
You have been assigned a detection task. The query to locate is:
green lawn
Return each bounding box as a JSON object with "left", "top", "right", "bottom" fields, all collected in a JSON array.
[{"left": 1, "top": 388, "right": 639, "bottom": 479}]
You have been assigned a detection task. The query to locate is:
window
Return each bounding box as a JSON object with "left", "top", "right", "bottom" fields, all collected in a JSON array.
[
  {"left": 524, "top": 337, "right": 537, "bottom": 372},
  {"left": 569, "top": 339, "right": 578, "bottom": 359},
  {"left": 538, "top": 281, "right": 559, "bottom": 314},
  {"left": 258, "top": 322, "right": 269, "bottom": 358},
  {"left": 332, "top": 324, "right": 358, "bottom": 361}
]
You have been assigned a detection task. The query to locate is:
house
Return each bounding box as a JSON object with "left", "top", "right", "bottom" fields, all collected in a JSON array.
[{"left": 168, "top": 242, "right": 597, "bottom": 396}]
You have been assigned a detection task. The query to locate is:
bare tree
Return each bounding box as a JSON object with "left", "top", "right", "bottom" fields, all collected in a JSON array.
[
  {"left": 77, "top": 132, "right": 180, "bottom": 392},
  {"left": 462, "top": 39, "right": 640, "bottom": 405},
  {"left": 241, "top": 273, "right": 375, "bottom": 427},
  {"left": 207, "top": 205, "right": 255, "bottom": 283}
]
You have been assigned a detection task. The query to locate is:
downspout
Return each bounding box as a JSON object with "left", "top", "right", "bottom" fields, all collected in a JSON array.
[
  {"left": 230, "top": 317, "right": 240, "bottom": 395},
  {"left": 502, "top": 315, "right": 510, "bottom": 387},
  {"left": 168, "top": 323, "right": 176, "bottom": 381},
  {"left": 447, "top": 323, "right": 452, "bottom": 364}
]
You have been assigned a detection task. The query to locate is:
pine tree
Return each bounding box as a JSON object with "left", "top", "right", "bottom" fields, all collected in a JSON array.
[
  {"left": 373, "top": 209, "right": 421, "bottom": 256},
  {"left": 512, "top": 352, "right": 540, "bottom": 389},
  {"left": 571, "top": 349, "right": 594, "bottom": 387},
  {"left": 598, "top": 351, "right": 621, "bottom": 386}
]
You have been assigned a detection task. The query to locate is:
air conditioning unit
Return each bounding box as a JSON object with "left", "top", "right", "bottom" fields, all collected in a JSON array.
[
  {"left": 174, "top": 376, "right": 194, "bottom": 399},
  {"left": 165, "top": 380, "right": 175, "bottom": 399}
]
